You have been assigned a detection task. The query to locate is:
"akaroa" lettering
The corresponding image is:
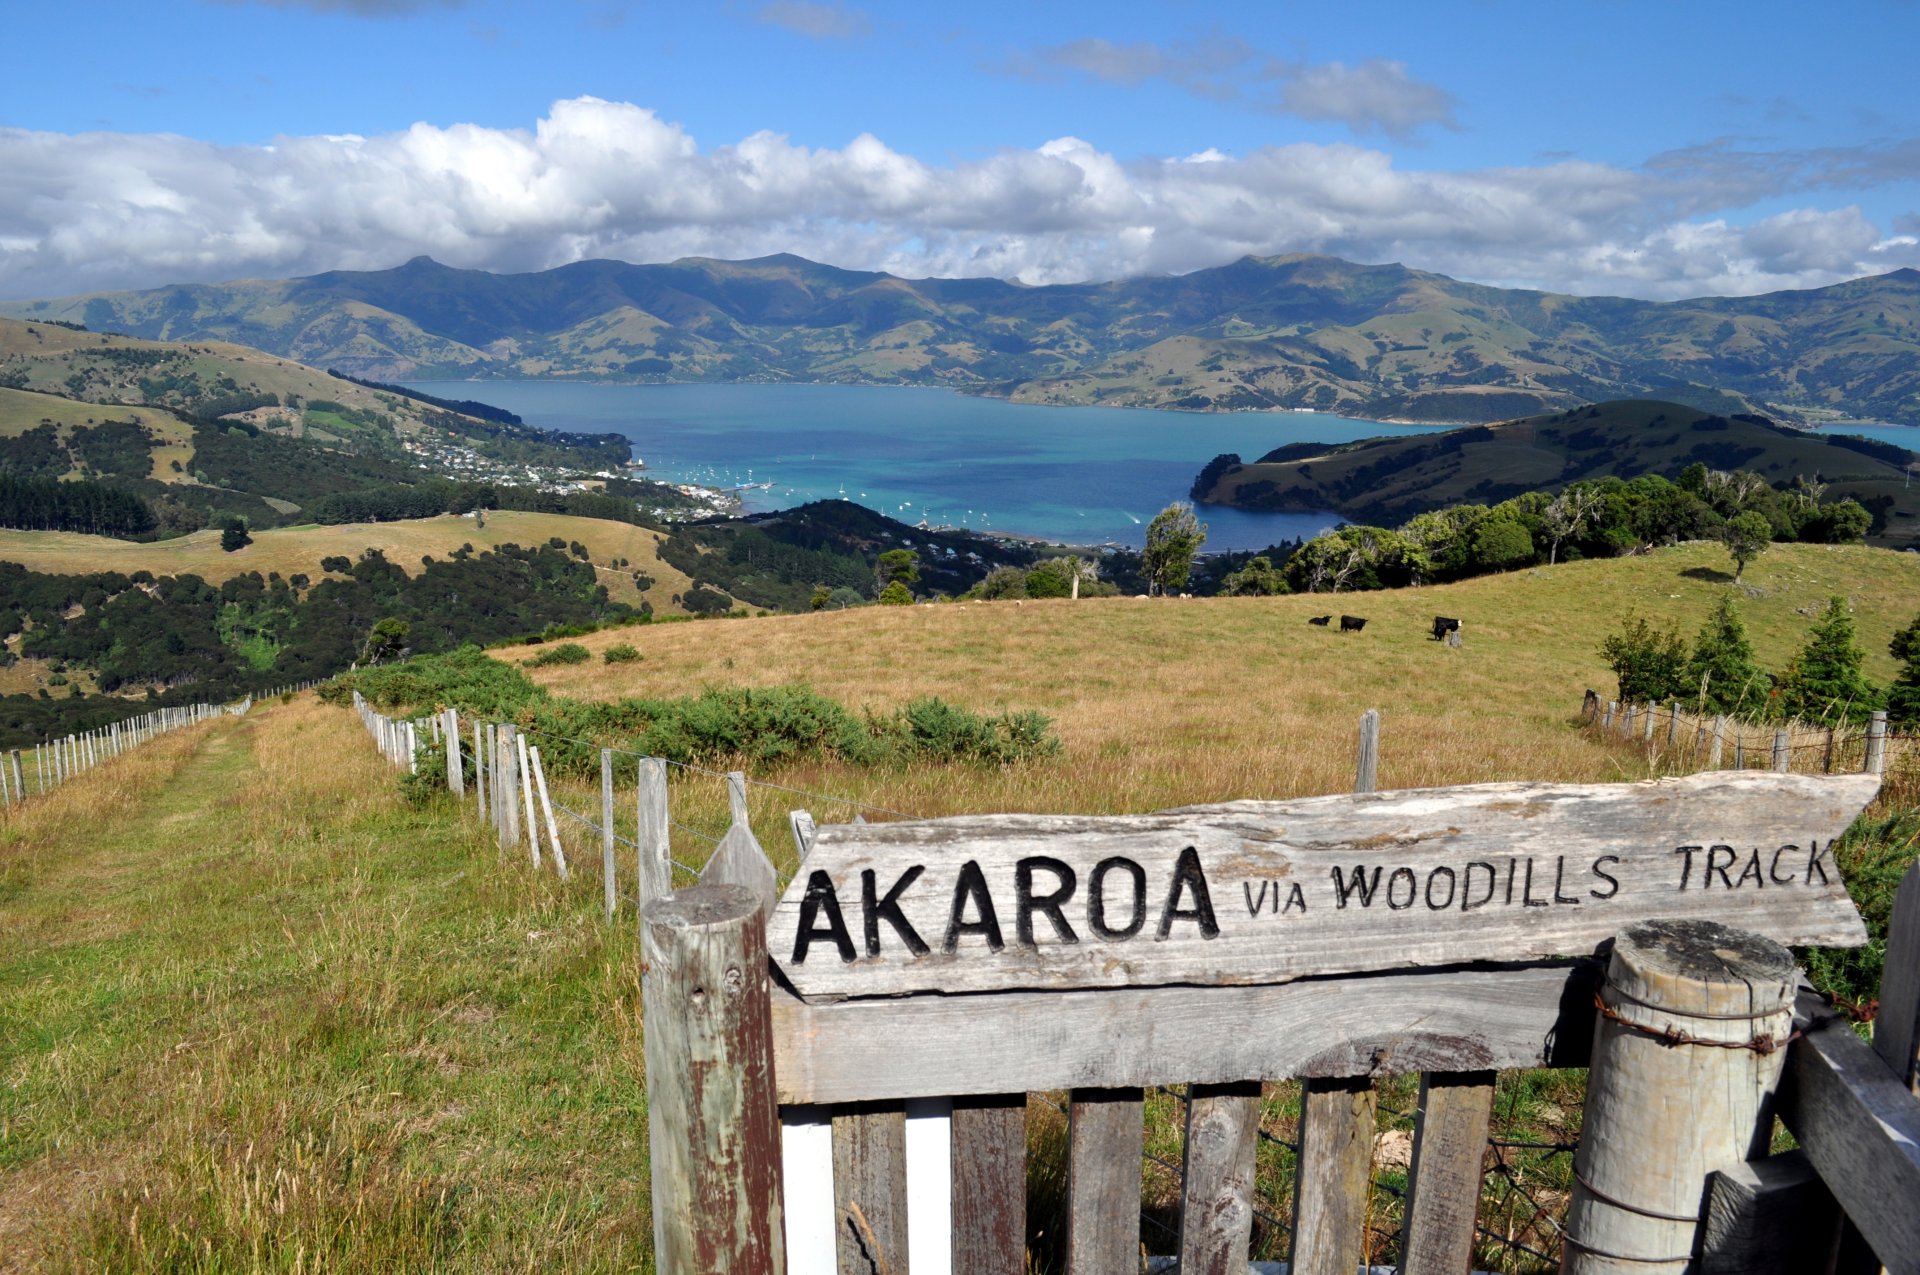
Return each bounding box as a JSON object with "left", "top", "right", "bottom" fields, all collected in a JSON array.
[{"left": 790, "top": 847, "right": 1221, "bottom": 964}]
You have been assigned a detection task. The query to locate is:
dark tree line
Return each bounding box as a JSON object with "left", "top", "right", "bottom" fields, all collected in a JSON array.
[{"left": 0, "top": 473, "right": 155, "bottom": 535}]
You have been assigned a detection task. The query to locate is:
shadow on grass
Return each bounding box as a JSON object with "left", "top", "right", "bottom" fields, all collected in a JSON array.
[{"left": 1680, "top": 566, "right": 1736, "bottom": 583}]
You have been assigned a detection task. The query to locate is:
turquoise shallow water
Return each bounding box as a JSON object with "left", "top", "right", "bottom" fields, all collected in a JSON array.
[{"left": 404, "top": 381, "right": 1434, "bottom": 552}]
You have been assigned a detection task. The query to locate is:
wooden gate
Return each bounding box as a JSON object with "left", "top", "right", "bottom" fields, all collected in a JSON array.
[{"left": 640, "top": 767, "right": 1920, "bottom": 1274}]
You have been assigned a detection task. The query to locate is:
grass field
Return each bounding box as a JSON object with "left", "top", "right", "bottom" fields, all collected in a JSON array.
[
  {"left": 0, "top": 387, "right": 196, "bottom": 483},
  {"left": 4, "top": 540, "right": 1917, "bottom": 1272},
  {"left": 0, "top": 511, "right": 699, "bottom": 613}
]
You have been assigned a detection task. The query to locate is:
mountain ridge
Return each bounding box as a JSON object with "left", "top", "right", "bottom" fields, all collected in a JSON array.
[{"left": 7, "top": 254, "right": 1919, "bottom": 424}]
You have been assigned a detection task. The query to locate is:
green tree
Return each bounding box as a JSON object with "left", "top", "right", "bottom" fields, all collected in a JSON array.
[
  {"left": 876, "top": 548, "right": 920, "bottom": 593},
  {"left": 1142, "top": 502, "right": 1207, "bottom": 595},
  {"left": 877, "top": 580, "right": 913, "bottom": 606},
  {"left": 1776, "top": 596, "right": 1881, "bottom": 724},
  {"left": 1682, "top": 594, "right": 1768, "bottom": 715},
  {"left": 1470, "top": 514, "right": 1536, "bottom": 572},
  {"left": 361, "top": 617, "right": 411, "bottom": 665},
  {"left": 1888, "top": 613, "right": 1920, "bottom": 728},
  {"left": 809, "top": 584, "right": 832, "bottom": 611},
  {"left": 1598, "top": 613, "right": 1689, "bottom": 704},
  {"left": 1722, "top": 510, "right": 1772, "bottom": 579},
  {"left": 219, "top": 516, "right": 251, "bottom": 553},
  {"left": 1219, "top": 555, "right": 1285, "bottom": 596}
]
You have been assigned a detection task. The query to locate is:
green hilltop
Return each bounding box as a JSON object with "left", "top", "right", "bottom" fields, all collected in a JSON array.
[
  {"left": 6, "top": 254, "right": 1920, "bottom": 424},
  {"left": 1192, "top": 399, "right": 1920, "bottom": 548}
]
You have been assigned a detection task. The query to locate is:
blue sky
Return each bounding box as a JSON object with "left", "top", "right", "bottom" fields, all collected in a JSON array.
[{"left": 2, "top": 0, "right": 1917, "bottom": 300}]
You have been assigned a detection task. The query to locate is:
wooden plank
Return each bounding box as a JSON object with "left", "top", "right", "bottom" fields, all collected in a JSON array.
[
  {"left": 1398, "top": 1070, "right": 1494, "bottom": 1275},
  {"left": 903, "top": 1097, "right": 953, "bottom": 1275},
  {"left": 1700, "top": 1150, "right": 1840, "bottom": 1275},
  {"left": 781, "top": 1107, "right": 838, "bottom": 1271},
  {"left": 1065, "top": 1087, "right": 1143, "bottom": 1275},
  {"left": 833, "top": 1103, "right": 909, "bottom": 1275},
  {"left": 1780, "top": 987, "right": 1920, "bottom": 1274},
  {"left": 1178, "top": 1079, "right": 1262, "bottom": 1275},
  {"left": 769, "top": 772, "right": 1875, "bottom": 999},
  {"left": 601, "top": 750, "right": 618, "bottom": 920},
  {"left": 771, "top": 961, "right": 1597, "bottom": 1104},
  {"left": 950, "top": 1095, "right": 1026, "bottom": 1274},
  {"left": 528, "top": 745, "right": 571, "bottom": 879},
  {"left": 515, "top": 733, "right": 541, "bottom": 868},
  {"left": 1874, "top": 864, "right": 1920, "bottom": 1093},
  {"left": 1289, "top": 1076, "right": 1376, "bottom": 1275},
  {"left": 641, "top": 885, "right": 785, "bottom": 1274}
]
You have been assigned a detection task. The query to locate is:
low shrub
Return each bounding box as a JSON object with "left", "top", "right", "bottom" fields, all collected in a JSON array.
[
  {"left": 523, "top": 643, "right": 591, "bottom": 668},
  {"left": 604, "top": 644, "right": 641, "bottom": 664}
]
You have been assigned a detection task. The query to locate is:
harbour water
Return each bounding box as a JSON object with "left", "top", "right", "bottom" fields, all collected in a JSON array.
[{"left": 405, "top": 381, "right": 1434, "bottom": 552}]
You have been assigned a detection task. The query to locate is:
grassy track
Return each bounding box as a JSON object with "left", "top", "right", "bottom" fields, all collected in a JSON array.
[{"left": 0, "top": 699, "right": 653, "bottom": 1273}]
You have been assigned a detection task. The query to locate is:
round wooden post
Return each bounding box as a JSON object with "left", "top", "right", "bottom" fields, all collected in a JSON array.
[
  {"left": 1865, "top": 710, "right": 1888, "bottom": 776},
  {"left": 642, "top": 884, "right": 785, "bottom": 1274},
  {"left": 1354, "top": 709, "right": 1379, "bottom": 794},
  {"left": 1562, "top": 920, "right": 1796, "bottom": 1273},
  {"left": 1772, "top": 729, "right": 1790, "bottom": 773}
]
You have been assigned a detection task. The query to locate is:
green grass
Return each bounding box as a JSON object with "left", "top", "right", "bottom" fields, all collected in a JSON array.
[{"left": 0, "top": 699, "right": 654, "bottom": 1273}]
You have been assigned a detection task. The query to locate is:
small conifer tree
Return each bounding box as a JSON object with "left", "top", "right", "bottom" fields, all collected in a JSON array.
[
  {"left": 1775, "top": 596, "right": 1881, "bottom": 724},
  {"left": 1887, "top": 613, "right": 1920, "bottom": 728},
  {"left": 1682, "top": 594, "right": 1768, "bottom": 715}
]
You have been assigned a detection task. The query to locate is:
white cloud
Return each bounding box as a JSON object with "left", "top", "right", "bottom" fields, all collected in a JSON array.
[
  {"left": 1, "top": 97, "right": 1916, "bottom": 301},
  {"left": 1271, "top": 59, "right": 1460, "bottom": 141}
]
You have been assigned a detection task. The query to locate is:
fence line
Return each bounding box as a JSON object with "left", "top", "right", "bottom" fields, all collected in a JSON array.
[
  {"left": 1580, "top": 691, "right": 1909, "bottom": 780},
  {"left": 0, "top": 679, "right": 322, "bottom": 812}
]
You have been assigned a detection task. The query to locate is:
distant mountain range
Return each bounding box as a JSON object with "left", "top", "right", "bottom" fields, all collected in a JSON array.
[{"left": 5, "top": 253, "right": 1919, "bottom": 425}]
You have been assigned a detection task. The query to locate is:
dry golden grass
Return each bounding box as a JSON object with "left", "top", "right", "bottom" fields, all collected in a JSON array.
[
  {"left": 525, "top": 540, "right": 1920, "bottom": 825},
  {"left": 0, "top": 510, "right": 699, "bottom": 611},
  {"left": 0, "top": 387, "right": 197, "bottom": 483}
]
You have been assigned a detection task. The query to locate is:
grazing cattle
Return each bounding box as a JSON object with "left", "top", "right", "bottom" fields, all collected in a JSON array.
[
  {"left": 1432, "top": 616, "right": 1461, "bottom": 641},
  {"left": 1308, "top": 615, "right": 1332, "bottom": 626},
  {"left": 1339, "top": 615, "right": 1367, "bottom": 633}
]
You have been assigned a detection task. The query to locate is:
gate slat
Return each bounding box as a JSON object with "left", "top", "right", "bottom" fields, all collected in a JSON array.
[
  {"left": 1178, "top": 1080, "right": 1263, "bottom": 1275},
  {"left": 1398, "top": 1070, "right": 1495, "bottom": 1275},
  {"left": 1066, "top": 1087, "right": 1144, "bottom": 1275},
  {"left": 951, "top": 1094, "right": 1026, "bottom": 1273},
  {"left": 1290, "top": 1075, "right": 1377, "bottom": 1275},
  {"left": 834, "top": 1103, "right": 910, "bottom": 1275}
]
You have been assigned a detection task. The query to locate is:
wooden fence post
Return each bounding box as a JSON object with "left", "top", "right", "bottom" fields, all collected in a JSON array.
[
  {"left": 1773, "top": 729, "right": 1791, "bottom": 773},
  {"left": 1866, "top": 710, "right": 1888, "bottom": 776},
  {"left": 637, "top": 757, "right": 672, "bottom": 911},
  {"left": 1354, "top": 709, "right": 1379, "bottom": 794},
  {"left": 1644, "top": 702, "right": 1656, "bottom": 744},
  {"left": 1290, "top": 1077, "right": 1376, "bottom": 1274},
  {"left": 1066, "top": 1087, "right": 1144, "bottom": 1275},
  {"left": 1711, "top": 716, "right": 1726, "bottom": 769},
  {"left": 601, "top": 749, "right": 618, "bottom": 920},
  {"left": 1667, "top": 701, "right": 1679, "bottom": 748},
  {"left": 445, "top": 708, "right": 464, "bottom": 797},
  {"left": 514, "top": 732, "right": 540, "bottom": 867},
  {"left": 1399, "top": 1070, "right": 1497, "bottom": 1275},
  {"left": 642, "top": 884, "right": 785, "bottom": 1274},
  {"left": 528, "top": 745, "right": 569, "bottom": 879},
  {"left": 1604, "top": 701, "right": 1615, "bottom": 731},
  {"left": 1178, "top": 1079, "right": 1262, "bottom": 1274},
  {"left": 1563, "top": 920, "right": 1796, "bottom": 1273},
  {"left": 473, "top": 720, "right": 487, "bottom": 820},
  {"left": 1875, "top": 864, "right": 1920, "bottom": 1094}
]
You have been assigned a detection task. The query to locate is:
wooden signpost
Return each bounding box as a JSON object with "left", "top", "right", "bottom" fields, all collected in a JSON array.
[{"left": 768, "top": 771, "right": 1877, "bottom": 1000}]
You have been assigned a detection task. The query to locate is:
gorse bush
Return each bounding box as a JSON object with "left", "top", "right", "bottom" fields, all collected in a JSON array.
[
  {"left": 326, "top": 646, "right": 1061, "bottom": 777},
  {"left": 523, "top": 643, "right": 591, "bottom": 668},
  {"left": 603, "top": 643, "right": 641, "bottom": 664}
]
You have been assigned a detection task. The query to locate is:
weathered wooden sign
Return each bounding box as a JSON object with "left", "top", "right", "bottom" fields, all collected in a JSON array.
[{"left": 767, "top": 772, "right": 1876, "bottom": 1000}]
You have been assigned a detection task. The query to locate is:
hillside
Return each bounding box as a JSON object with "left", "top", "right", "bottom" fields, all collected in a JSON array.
[
  {"left": 7, "top": 253, "right": 1920, "bottom": 423},
  {"left": 3, "top": 542, "right": 1917, "bottom": 1272},
  {"left": 0, "top": 317, "right": 628, "bottom": 473},
  {"left": 1192, "top": 399, "right": 1920, "bottom": 547}
]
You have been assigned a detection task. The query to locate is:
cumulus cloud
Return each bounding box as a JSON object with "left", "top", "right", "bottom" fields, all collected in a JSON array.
[
  {"left": 757, "top": 1, "right": 869, "bottom": 40},
  {"left": 1, "top": 97, "right": 1916, "bottom": 301}
]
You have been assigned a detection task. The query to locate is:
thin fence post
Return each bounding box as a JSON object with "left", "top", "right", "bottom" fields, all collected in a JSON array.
[
  {"left": 1667, "top": 700, "right": 1679, "bottom": 748},
  {"left": 473, "top": 721, "right": 488, "bottom": 820},
  {"left": 445, "top": 708, "right": 464, "bottom": 797},
  {"left": 601, "top": 749, "right": 617, "bottom": 921},
  {"left": 637, "top": 757, "right": 671, "bottom": 911},
  {"left": 513, "top": 732, "right": 539, "bottom": 867},
  {"left": 1824, "top": 726, "right": 1836, "bottom": 774},
  {"left": 1603, "top": 700, "right": 1615, "bottom": 730},
  {"left": 528, "top": 745, "right": 569, "bottom": 879},
  {"left": 1772, "top": 729, "right": 1790, "bottom": 774},
  {"left": 1563, "top": 921, "right": 1795, "bottom": 1274},
  {"left": 1354, "top": 709, "right": 1379, "bottom": 794},
  {"left": 1643, "top": 702, "right": 1656, "bottom": 744},
  {"left": 726, "top": 770, "right": 750, "bottom": 829},
  {"left": 641, "top": 884, "right": 785, "bottom": 1273},
  {"left": 1865, "top": 710, "right": 1888, "bottom": 776},
  {"left": 1711, "top": 716, "right": 1726, "bottom": 769}
]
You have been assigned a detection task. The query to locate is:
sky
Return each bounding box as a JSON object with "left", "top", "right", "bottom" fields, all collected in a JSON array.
[{"left": 2, "top": 0, "right": 1918, "bottom": 302}]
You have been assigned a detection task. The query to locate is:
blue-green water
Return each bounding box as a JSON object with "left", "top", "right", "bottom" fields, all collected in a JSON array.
[{"left": 405, "top": 381, "right": 1434, "bottom": 552}]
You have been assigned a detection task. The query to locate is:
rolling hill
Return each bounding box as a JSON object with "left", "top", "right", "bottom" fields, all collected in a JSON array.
[
  {"left": 1191, "top": 400, "right": 1920, "bottom": 546},
  {"left": 7, "top": 253, "right": 1920, "bottom": 424}
]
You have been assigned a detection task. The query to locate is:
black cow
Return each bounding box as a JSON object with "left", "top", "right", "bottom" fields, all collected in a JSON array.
[
  {"left": 1308, "top": 615, "right": 1332, "bottom": 626},
  {"left": 1339, "top": 615, "right": 1367, "bottom": 633},
  {"left": 1432, "top": 616, "right": 1461, "bottom": 641}
]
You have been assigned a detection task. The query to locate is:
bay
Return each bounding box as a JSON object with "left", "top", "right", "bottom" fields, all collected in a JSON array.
[{"left": 403, "top": 381, "right": 1433, "bottom": 552}]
